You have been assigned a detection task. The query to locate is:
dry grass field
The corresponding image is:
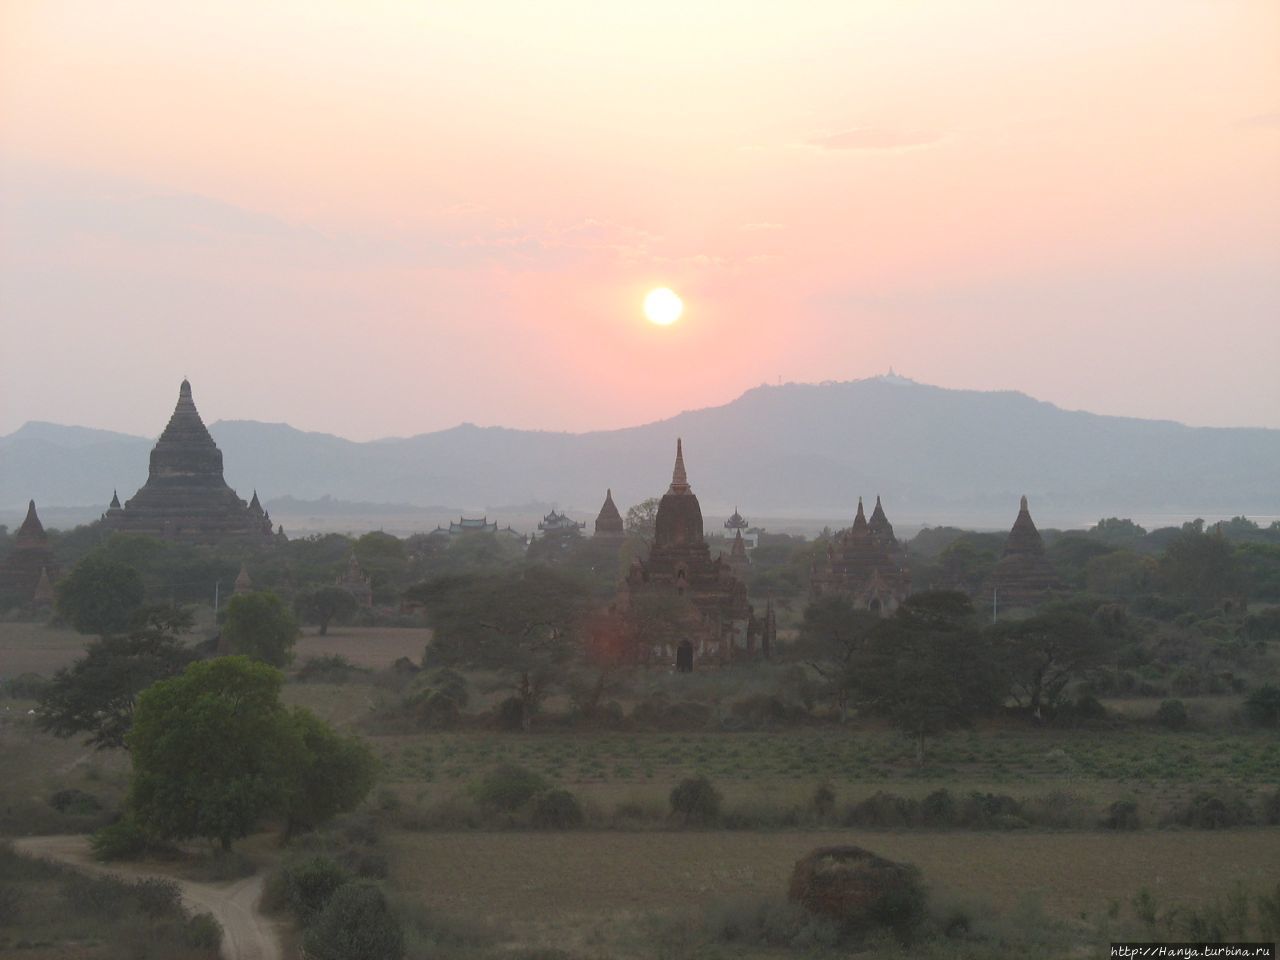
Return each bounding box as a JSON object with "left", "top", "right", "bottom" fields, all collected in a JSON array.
[
  {"left": 0, "top": 622, "right": 89, "bottom": 676},
  {"left": 293, "top": 625, "right": 429, "bottom": 670},
  {"left": 384, "top": 828, "right": 1280, "bottom": 951}
]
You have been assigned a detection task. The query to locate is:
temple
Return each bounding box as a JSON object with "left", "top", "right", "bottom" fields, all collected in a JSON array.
[
  {"left": 986, "top": 495, "right": 1061, "bottom": 609},
  {"left": 612, "top": 439, "right": 772, "bottom": 670},
  {"left": 538, "top": 510, "right": 585, "bottom": 535},
  {"left": 593, "top": 489, "right": 624, "bottom": 538},
  {"left": 0, "top": 500, "right": 59, "bottom": 604},
  {"left": 101, "top": 380, "right": 278, "bottom": 545},
  {"left": 336, "top": 553, "right": 374, "bottom": 607},
  {"left": 810, "top": 496, "right": 911, "bottom": 614}
]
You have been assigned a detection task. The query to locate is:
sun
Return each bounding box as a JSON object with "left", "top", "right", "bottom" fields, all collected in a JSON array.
[{"left": 644, "top": 287, "right": 683, "bottom": 326}]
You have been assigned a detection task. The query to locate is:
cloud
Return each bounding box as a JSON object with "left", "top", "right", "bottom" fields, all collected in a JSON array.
[
  {"left": 806, "top": 128, "right": 941, "bottom": 151},
  {"left": 1237, "top": 109, "right": 1280, "bottom": 130}
]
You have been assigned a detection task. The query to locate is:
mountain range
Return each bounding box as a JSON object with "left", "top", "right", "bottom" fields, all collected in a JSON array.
[{"left": 2, "top": 377, "right": 1277, "bottom": 532}]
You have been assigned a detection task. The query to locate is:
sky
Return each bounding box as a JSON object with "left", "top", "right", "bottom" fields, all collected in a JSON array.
[{"left": 1, "top": 1, "right": 1278, "bottom": 440}]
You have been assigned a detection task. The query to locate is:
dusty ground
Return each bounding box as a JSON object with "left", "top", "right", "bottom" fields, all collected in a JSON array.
[
  {"left": 12, "top": 835, "right": 284, "bottom": 960},
  {"left": 293, "top": 626, "right": 429, "bottom": 670},
  {"left": 0, "top": 622, "right": 88, "bottom": 676}
]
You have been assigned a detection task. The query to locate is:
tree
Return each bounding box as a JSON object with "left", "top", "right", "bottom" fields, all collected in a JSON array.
[
  {"left": 353, "top": 531, "right": 407, "bottom": 603},
  {"left": 56, "top": 554, "right": 145, "bottom": 635},
  {"left": 128, "top": 657, "right": 303, "bottom": 851},
  {"left": 303, "top": 881, "right": 404, "bottom": 960},
  {"left": 991, "top": 606, "right": 1113, "bottom": 719},
  {"left": 297, "top": 586, "right": 359, "bottom": 636},
  {"left": 410, "top": 566, "right": 591, "bottom": 731},
  {"left": 36, "top": 604, "right": 197, "bottom": 749},
  {"left": 795, "top": 595, "right": 881, "bottom": 720},
  {"left": 222, "top": 590, "right": 299, "bottom": 666},
  {"left": 283, "top": 707, "right": 378, "bottom": 837},
  {"left": 624, "top": 497, "right": 661, "bottom": 541},
  {"left": 845, "top": 592, "right": 1004, "bottom": 763},
  {"left": 1158, "top": 530, "right": 1243, "bottom": 608}
]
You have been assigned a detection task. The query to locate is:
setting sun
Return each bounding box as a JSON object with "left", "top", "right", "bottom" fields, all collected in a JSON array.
[{"left": 644, "top": 288, "right": 683, "bottom": 326}]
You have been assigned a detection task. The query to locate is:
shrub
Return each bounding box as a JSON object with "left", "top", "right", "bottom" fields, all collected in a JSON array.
[
  {"left": 1243, "top": 685, "right": 1280, "bottom": 728},
  {"left": 49, "top": 788, "right": 102, "bottom": 815},
  {"left": 670, "top": 777, "right": 722, "bottom": 825},
  {"left": 956, "top": 792, "right": 1023, "bottom": 828},
  {"left": 303, "top": 881, "right": 404, "bottom": 960},
  {"left": 787, "top": 845, "right": 927, "bottom": 943},
  {"left": 1155, "top": 699, "right": 1189, "bottom": 730},
  {"left": 297, "top": 655, "right": 367, "bottom": 684},
  {"left": 90, "top": 816, "right": 151, "bottom": 861},
  {"left": 61, "top": 872, "right": 133, "bottom": 917},
  {"left": 474, "top": 765, "right": 548, "bottom": 813},
  {"left": 285, "top": 855, "right": 352, "bottom": 922},
  {"left": 844, "top": 791, "right": 918, "bottom": 828},
  {"left": 132, "top": 877, "right": 181, "bottom": 918},
  {"left": 811, "top": 782, "right": 836, "bottom": 819},
  {"left": 702, "top": 895, "right": 840, "bottom": 950},
  {"left": 495, "top": 697, "right": 526, "bottom": 731},
  {"left": 1261, "top": 789, "right": 1280, "bottom": 826},
  {"left": 530, "top": 789, "right": 584, "bottom": 829},
  {"left": 920, "top": 789, "right": 956, "bottom": 827},
  {"left": 1175, "top": 792, "right": 1252, "bottom": 829},
  {"left": 185, "top": 912, "right": 223, "bottom": 950},
  {"left": 0, "top": 884, "right": 23, "bottom": 926},
  {"left": 1102, "top": 800, "right": 1141, "bottom": 831}
]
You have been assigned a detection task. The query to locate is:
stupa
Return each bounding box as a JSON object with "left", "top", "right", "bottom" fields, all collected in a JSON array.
[
  {"left": 1, "top": 500, "right": 58, "bottom": 602},
  {"left": 986, "top": 495, "right": 1061, "bottom": 608}
]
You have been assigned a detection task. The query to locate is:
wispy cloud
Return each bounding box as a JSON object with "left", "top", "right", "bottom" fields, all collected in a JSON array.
[{"left": 806, "top": 128, "right": 941, "bottom": 151}]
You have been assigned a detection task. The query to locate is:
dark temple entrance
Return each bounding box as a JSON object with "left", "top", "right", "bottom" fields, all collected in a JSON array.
[{"left": 675, "top": 640, "right": 694, "bottom": 673}]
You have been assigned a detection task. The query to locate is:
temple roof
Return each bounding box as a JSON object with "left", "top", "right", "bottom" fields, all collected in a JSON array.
[
  {"left": 730, "top": 528, "right": 747, "bottom": 557},
  {"left": 668, "top": 438, "right": 690, "bottom": 494},
  {"left": 725, "top": 507, "right": 748, "bottom": 530},
  {"left": 157, "top": 379, "right": 217, "bottom": 448},
  {"left": 234, "top": 562, "right": 253, "bottom": 591},
  {"left": 1003, "top": 494, "right": 1046, "bottom": 556},
  {"left": 16, "top": 500, "right": 46, "bottom": 545},
  {"left": 109, "top": 490, "right": 121, "bottom": 509},
  {"left": 867, "top": 495, "right": 897, "bottom": 547},
  {"left": 248, "top": 491, "right": 263, "bottom": 515},
  {"left": 851, "top": 497, "right": 868, "bottom": 533}
]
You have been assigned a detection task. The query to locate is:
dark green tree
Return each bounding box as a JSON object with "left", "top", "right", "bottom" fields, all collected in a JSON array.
[
  {"left": 1158, "top": 530, "right": 1243, "bottom": 608},
  {"left": 55, "top": 554, "right": 145, "bottom": 635},
  {"left": 36, "top": 604, "right": 197, "bottom": 749},
  {"left": 297, "top": 585, "right": 359, "bottom": 636},
  {"left": 303, "top": 881, "right": 404, "bottom": 960},
  {"left": 845, "top": 592, "right": 1004, "bottom": 762},
  {"left": 222, "top": 590, "right": 299, "bottom": 667},
  {"left": 795, "top": 594, "right": 881, "bottom": 720},
  {"left": 991, "top": 606, "right": 1113, "bottom": 718},
  {"left": 284, "top": 707, "right": 378, "bottom": 837},
  {"left": 128, "top": 657, "right": 303, "bottom": 851},
  {"left": 409, "top": 566, "right": 591, "bottom": 730},
  {"left": 624, "top": 497, "right": 661, "bottom": 542}
]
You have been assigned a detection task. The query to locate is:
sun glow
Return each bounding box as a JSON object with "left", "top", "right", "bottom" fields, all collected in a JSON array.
[{"left": 644, "top": 287, "right": 683, "bottom": 326}]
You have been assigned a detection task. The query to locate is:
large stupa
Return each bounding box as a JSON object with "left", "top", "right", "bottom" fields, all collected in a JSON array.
[
  {"left": 101, "top": 379, "right": 277, "bottom": 545},
  {"left": 985, "top": 495, "right": 1060, "bottom": 608}
]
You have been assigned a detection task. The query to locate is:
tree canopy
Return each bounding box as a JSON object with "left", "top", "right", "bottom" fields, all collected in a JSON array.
[
  {"left": 221, "top": 590, "right": 300, "bottom": 666},
  {"left": 56, "top": 553, "right": 146, "bottom": 635}
]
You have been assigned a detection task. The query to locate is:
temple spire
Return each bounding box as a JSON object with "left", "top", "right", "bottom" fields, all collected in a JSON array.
[
  {"left": 852, "top": 496, "right": 867, "bottom": 532},
  {"left": 1020, "top": 494, "right": 1029, "bottom": 513},
  {"left": 669, "top": 438, "right": 690, "bottom": 493},
  {"left": 110, "top": 490, "right": 121, "bottom": 509}
]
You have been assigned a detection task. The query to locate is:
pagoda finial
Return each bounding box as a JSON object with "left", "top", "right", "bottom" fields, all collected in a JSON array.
[
  {"left": 669, "top": 438, "right": 690, "bottom": 492},
  {"left": 179, "top": 378, "right": 192, "bottom": 400},
  {"left": 110, "top": 490, "right": 121, "bottom": 509},
  {"left": 1020, "top": 494, "right": 1029, "bottom": 512}
]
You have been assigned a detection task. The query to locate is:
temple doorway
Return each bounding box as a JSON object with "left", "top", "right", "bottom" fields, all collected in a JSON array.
[{"left": 675, "top": 640, "right": 694, "bottom": 673}]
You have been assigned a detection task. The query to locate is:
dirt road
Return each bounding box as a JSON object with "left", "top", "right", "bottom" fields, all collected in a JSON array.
[{"left": 12, "top": 834, "right": 284, "bottom": 960}]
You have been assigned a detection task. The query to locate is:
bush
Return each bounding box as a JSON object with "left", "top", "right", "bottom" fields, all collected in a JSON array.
[
  {"left": 787, "top": 845, "right": 927, "bottom": 943},
  {"left": 303, "top": 881, "right": 404, "bottom": 960},
  {"left": 1102, "top": 800, "right": 1141, "bottom": 831},
  {"left": 844, "top": 791, "right": 919, "bottom": 828},
  {"left": 1155, "top": 699, "right": 1189, "bottom": 730},
  {"left": 670, "top": 777, "right": 721, "bottom": 825},
  {"left": 185, "top": 912, "right": 223, "bottom": 950},
  {"left": 474, "top": 765, "right": 548, "bottom": 813},
  {"left": 495, "top": 697, "right": 526, "bottom": 731},
  {"left": 132, "top": 876, "right": 182, "bottom": 918},
  {"left": 702, "top": 895, "right": 840, "bottom": 950},
  {"left": 285, "top": 855, "right": 352, "bottom": 922},
  {"left": 1261, "top": 789, "right": 1280, "bottom": 826},
  {"left": 1243, "top": 685, "right": 1280, "bottom": 728},
  {"left": 920, "top": 789, "right": 956, "bottom": 827},
  {"left": 530, "top": 789, "right": 584, "bottom": 829},
  {"left": 90, "top": 816, "right": 151, "bottom": 861},
  {"left": 1175, "top": 792, "right": 1252, "bottom": 829},
  {"left": 297, "top": 655, "right": 367, "bottom": 684},
  {"left": 49, "top": 788, "right": 102, "bottom": 815}
]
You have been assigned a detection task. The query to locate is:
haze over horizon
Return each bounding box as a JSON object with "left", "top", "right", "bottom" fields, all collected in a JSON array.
[{"left": 2, "top": 2, "right": 1278, "bottom": 440}]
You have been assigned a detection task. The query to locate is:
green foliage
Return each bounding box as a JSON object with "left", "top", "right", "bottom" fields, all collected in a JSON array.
[
  {"left": 90, "top": 816, "right": 153, "bottom": 861},
  {"left": 1088, "top": 518, "right": 1148, "bottom": 548},
  {"left": 845, "top": 592, "right": 1004, "bottom": 760},
  {"left": 128, "top": 657, "right": 303, "bottom": 850},
  {"left": 296, "top": 586, "right": 359, "bottom": 636},
  {"left": 1243, "top": 684, "right": 1280, "bottom": 728},
  {"left": 284, "top": 855, "right": 353, "bottom": 922},
  {"left": 530, "top": 789, "right": 585, "bottom": 829},
  {"left": 1157, "top": 530, "right": 1243, "bottom": 607},
  {"left": 992, "top": 605, "right": 1113, "bottom": 716},
  {"left": 1102, "top": 800, "right": 1141, "bottom": 831},
  {"left": 670, "top": 776, "right": 722, "bottom": 824},
  {"left": 221, "top": 590, "right": 299, "bottom": 666},
  {"left": 303, "top": 881, "right": 404, "bottom": 960},
  {"left": 624, "top": 497, "right": 660, "bottom": 541},
  {"left": 811, "top": 782, "right": 836, "bottom": 818},
  {"left": 55, "top": 553, "right": 145, "bottom": 635},
  {"left": 412, "top": 668, "right": 470, "bottom": 729},
  {"left": 36, "top": 604, "right": 196, "bottom": 749},
  {"left": 285, "top": 707, "right": 379, "bottom": 836},
  {"left": 185, "top": 913, "right": 223, "bottom": 950},
  {"left": 474, "top": 764, "right": 548, "bottom": 812}
]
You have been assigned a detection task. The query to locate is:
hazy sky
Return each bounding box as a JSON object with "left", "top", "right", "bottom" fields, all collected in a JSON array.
[{"left": 2, "top": 1, "right": 1277, "bottom": 440}]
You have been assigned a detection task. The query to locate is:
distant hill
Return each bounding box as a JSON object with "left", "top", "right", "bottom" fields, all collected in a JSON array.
[{"left": 2, "top": 377, "right": 1277, "bottom": 529}]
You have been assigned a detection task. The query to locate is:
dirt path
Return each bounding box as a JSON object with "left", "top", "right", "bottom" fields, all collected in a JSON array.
[{"left": 12, "top": 835, "right": 284, "bottom": 960}]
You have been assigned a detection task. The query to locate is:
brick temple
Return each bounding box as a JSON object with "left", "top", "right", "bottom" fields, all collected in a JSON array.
[
  {"left": 810, "top": 495, "right": 911, "bottom": 614},
  {"left": 986, "top": 495, "right": 1061, "bottom": 608}
]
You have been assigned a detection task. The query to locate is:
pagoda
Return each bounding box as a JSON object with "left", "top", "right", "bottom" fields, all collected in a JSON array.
[
  {"left": 811, "top": 496, "right": 911, "bottom": 614},
  {"left": 986, "top": 495, "right": 1061, "bottom": 609},
  {"left": 101, "top": 380, "right": 276, "bottom": 545},
  {"left": 1, "top": 500, "right": 58, "bottom": 602},
  {"left": 616, "top": 439, "right": 769, "bottom": 669},
  {"left": 593, "top": 489, "right": 624, "bottom": 539}
]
